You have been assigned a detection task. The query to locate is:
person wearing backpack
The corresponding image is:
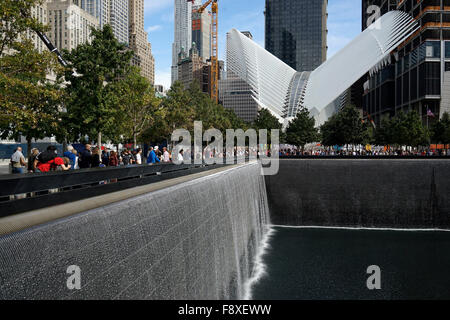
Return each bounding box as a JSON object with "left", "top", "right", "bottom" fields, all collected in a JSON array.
[{"left": 34, "top": 146, "right": 58, "bottom": 172}]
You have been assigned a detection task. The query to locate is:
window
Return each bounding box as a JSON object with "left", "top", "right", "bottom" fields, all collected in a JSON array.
[{"left": 424, "top": 41, "right": 441, "bottom": 59}]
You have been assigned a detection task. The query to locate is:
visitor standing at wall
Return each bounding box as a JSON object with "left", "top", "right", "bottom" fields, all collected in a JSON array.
[
  {"left": 78, "top": 144, "right": 92, "bottom": 169},
  {"left": 109, "top": 151, "right": 119, "bottom": 167},
  {"left": 27, "top": 148, "right": 39, "bottom": 173},
  {"left": 147, "top": 147, "right": 160, "bottom": 164},
  {"left": 91, "top": 147, "right": 102, "bottom": 168},
  {"left": 10, "top": 147, "right": 26, "bottom": 174},
  {"left": 63, "top": 146, "right": 76, "bottom": 170},
  {"left": 135, "top": 148, "right": 143, "bottom": 165},
  {"left": 162, "top": 147, "right": 170, "bottom": 163}
]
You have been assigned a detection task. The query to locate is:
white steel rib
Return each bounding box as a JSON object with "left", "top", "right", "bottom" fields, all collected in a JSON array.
[{"left": 225, "top": 11, "right": 419, "bottom": 126}]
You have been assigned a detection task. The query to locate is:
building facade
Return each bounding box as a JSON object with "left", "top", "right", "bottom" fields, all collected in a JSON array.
[
  {"left": 47, "top": 0, "right": 99, "bottom": 52},
  {"left": 109, "top": 0, "right": 129, "bottom": 44},
  {"left": 362, "top": 0, "right": 450, "bottom": 126},
  {"left": 219, "top": 31, "right": 259, "bottom": 122},
  {"left": 99, "top": 0, "right": 110, "bottom": 27},
  {"left": 265, "top": 0, "right": 328, "bottom": 72},
  {"left": 78, "top": 0, "right": 101, "bottom": 18},
  {"left": 27, "top": 1, "right": 49, "bottom": 53},
  {"left": 223, "top": 12, "right": 417, "bottom": 126},
  {"left": 129, "top": 0, "right": 155, "bottom": 84},
  {"left": 192, "top": 4, "right": 212, "bottom": 62},
  {"left": 177, "top": 44, "right": 208, "bottom": 91},
  {"left": 172, "top": 0, "right": 201, "bottom": 83}
]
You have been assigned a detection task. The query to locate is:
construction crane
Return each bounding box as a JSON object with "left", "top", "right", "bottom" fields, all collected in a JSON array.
[
  {"left": 33, "top": 29, "right": 68, "bottom": 67},
  {"left": 18, "top": 8, "right": 68, "bottom": 67},
  {"left": 189, "top": 0, "right": 219, "bottom": 103}
]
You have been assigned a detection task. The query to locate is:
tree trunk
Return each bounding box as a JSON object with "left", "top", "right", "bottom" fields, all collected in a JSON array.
[
  {"left": 26, "top": 136, "right": 32, "bottom": 158},
  {"left": 98, "top": 131, "right": 102, "bottom": 161},
  {"left": 62, "top": 140, "right": 67, "bottom": 155}
]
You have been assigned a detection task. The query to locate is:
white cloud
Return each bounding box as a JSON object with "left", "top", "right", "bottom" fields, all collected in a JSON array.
[
  {"left": 147, "top": 25, "right": 162, "bottom": 33},
  {"left": 155, "top": 69, "right": 172, "bottom": 89}
]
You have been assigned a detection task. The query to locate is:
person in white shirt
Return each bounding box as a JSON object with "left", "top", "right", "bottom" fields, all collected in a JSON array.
[
  {"left": 162, "top": 147, "right": 170, "bottom": 162},
  {"left": 135, "top": 148, "right": 142, "bottom": 165},
  {"left": 10, "top": 147, "right": 26, "bottom": 174},
  {"left": 177, "top": 149, "right": 184, "bottom": 164}
]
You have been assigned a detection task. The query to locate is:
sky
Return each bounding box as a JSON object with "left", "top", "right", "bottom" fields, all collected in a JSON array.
[{"left": 143, "top": 0, "right": 362, "bottom": 88}]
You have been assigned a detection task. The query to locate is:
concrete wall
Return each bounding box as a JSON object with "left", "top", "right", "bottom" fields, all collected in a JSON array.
[
  {"left": 0, "top": 162, "right": 269, "bottom": 299},
  {"left": 265, "top": 159, "right": 450, "bottom": 228}
]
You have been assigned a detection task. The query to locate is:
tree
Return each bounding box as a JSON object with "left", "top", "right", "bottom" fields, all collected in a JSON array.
[
  {"left": 320, "top": 105, "right": 368, "bottom": 148},
  {"left": 63, "top": 25, "right": 133, "bottom": 145},
  {"left": 374, "top": 116, "right": 394, "bottom": 147},
  {"left": 252, "top": 109, "right": 283, "bottom": 144},
  {"left": 338, "top": 104, "right": 369, "bottom": 147},
  {"left": 404, "top": 110, "right": 429, "bottom": 147},
  {"left": 320, "top": 114, "right": 342, "bottom": 147},
  {"left": 0, "top": 0, "right": 47, "bottom": 56},
  {"left": 162, "top": 81, "right": 196, "bottom": 134},
  {"left": 0, "top": 40, "right": 64, "bottom": 156},
  {"left": 432, "top": 112, "right": 450, "bottom": 145},
  {"left": 285, "top": 107, "right": 319, "bottom": 151},
  {"left": 114, "top": 67, "right": 160, "bottom": 147}
]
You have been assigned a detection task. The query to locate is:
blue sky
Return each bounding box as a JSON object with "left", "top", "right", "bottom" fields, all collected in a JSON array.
[{"left": 143, "top": 0, "right": 362, "bottom": 88}]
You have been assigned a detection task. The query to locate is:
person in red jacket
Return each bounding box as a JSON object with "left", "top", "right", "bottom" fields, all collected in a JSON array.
[{"left": 36, "top": 157, "right": 71, "bottom": 172}]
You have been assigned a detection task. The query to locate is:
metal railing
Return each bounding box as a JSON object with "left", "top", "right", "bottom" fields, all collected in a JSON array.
[{"left": 0, "top": 162, "right": 232, "bottom": 217}]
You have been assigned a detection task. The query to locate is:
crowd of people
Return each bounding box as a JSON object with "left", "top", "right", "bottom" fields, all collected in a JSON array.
[
  {"left": 9, "top": 144, "right": 173, "bottom": 174},
  {"left": 279, "top": 148, "right": 449, "bottom": 157},
  {"left": 9, "top": 143, "right": 449, "bottom": 174}
]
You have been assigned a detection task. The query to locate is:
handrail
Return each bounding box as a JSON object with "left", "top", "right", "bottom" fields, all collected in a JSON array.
[{"left": 0, "top": 161, "right": 237, "bottom": 217}]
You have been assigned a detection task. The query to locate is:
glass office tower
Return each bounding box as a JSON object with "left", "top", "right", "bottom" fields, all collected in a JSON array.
[
  {"left": 362, "top": 0, "right": 450, "bottom": 125},
  {"left": 265, "top": 0, "right": 328, "bottom": 72}
]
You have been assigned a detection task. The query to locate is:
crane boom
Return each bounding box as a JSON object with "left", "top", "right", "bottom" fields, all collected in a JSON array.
[
  {"left": 196, "top": 0, "right": 213, "bottom": 13},
  {"left": 19, "top": 8, "right": 68, "bottom": 67},
  {"left": 33, "top": 29, "right": 68, "bottom": 67}
]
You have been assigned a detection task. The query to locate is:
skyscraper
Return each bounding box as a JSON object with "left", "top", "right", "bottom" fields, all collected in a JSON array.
[
  {"left": 192, "top": 3, "right": 212, "bottom": 62},
  {"left": 265, "top": 0, "right": 328, "bottom": 72},
  {"left": 172, "top": 0, "right": 201, "bottom": 83},
  {"left": 109, "top": 0, "right": 129, "bottom": 44},
  {"left": 219, "top": 31, "right": 259, "bottom": 122},
  {"left": 46, "top": 0, "right": 99, "bottom": 52},
  {"left": 26, "top": 1, "right": 48, "bottom": 53},
  {"left": 361, "top": 0, "right": 450, "bottom": 125},
  {"left": 129, "top": 0, "right": 155, "bottom": 84},
  {"left": 79, "top": 0, "right": 101, "bottom": 18}
]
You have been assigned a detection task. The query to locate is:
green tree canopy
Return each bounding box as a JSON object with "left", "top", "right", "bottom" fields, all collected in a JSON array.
[
  {"left": 0, "top": 40, "right": 64, "bottom": 156},
  {"left": 0, "top": 0, "right": 48, "bottom": 56},
  {"left": 114, "top": 67, "right": 160, "bottom": 147},
  {"left": 320, "top": 105, "right": 368, "bottom": 147},
  {"left": 63, "top": 25, "right": 133, "bottom": 143},
  {"left": 251, "top": 109, "right": 283, "bottom": 144},
  {"left": 285, "top": 107, "right": 319, "bottom": 151},
  {"left": 432, "top": 112, "right": 450, "bottom": 145}
]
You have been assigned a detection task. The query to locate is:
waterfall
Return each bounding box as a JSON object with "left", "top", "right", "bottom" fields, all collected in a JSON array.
[{"left": 0, "top": 162, "right": 271, "bottom": 300}]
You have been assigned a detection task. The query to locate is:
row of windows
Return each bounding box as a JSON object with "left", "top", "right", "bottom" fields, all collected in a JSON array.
[{"left": 364, "top": 62, "right": 442, "bottom": 114}]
